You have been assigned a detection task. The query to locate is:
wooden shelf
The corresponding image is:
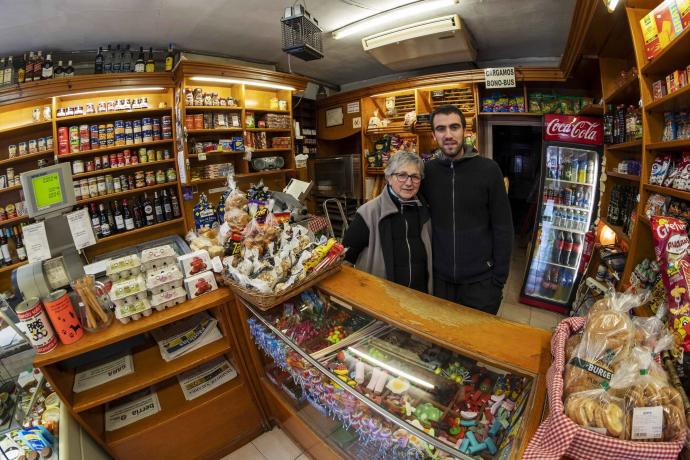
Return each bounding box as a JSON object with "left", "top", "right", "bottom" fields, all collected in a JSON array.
[
  {"left": 55, "top": 108, "right": 171, "bottom": 124},
  {"left": 478, "top": 112, "right": 540, "bottom": 116},
  {"left": 578, "top": 104, "right": 604, "bottom": 116},
  {"left": 366, "top": 168, "right": 385, "bottom": 176},
  {"left": 365, "top": 127, "right": 416, "bottom": 135},
  {"left": 0, "top": 260, "right": 27, "bottom": 275},
  {"left": 645, "top": 184, "right": 690, "bottom": 201},
  {"left": 188, "top": 151, "right": 244, "bottom": 159},
  {"left": 251, "top": 148, "right": 292, "bottom": 153},
  {"left": 73, "top": 159, "right": 175, "bottom": 179},
  {"left": 96, "top": 218, "right": 184, "bottom": 244},
  {"left": 0, "top": 120, "right": 52, "bottom": 137},
  {"left": 33, "top": 288, "right": 231, "bottom": 367},
  {"left": 604, "top": 74, "right": 640, "bottom": 105},
  {"left": 647, "top": 138, "right": 690, "bottom": 151},
  {"left": 0, "top": 185, "right": 22, "bottom": 194},
  {"left": 236, "top": 169, "right": 296, "bottom": 179},
  {"left": 56, "top": 140, "right": 173, "bottom": 160},
  {"left": 606, "top": 140, "right": 642, "bottom": 151},
  {"left": 245, "top": 128, "right": 291, "bottom": 133},
  {"left": 184, "top": 106, "right": 243, "bottom": 111},
  {"left": 245, "top": 108, "right": 290, "bottom": 114},
  {"left": 646, "top": 85, "right": 690, "bottom": 113},
  {"left": 72, "top": 338, "right": 231, "bottom": 413},
  {"left": 189, "top": 177, "right": 228, "bottom": 186},
  {"left": 105, "top": 374, "right": 243, "bottom": 446},
  {"left": 76, "top": 182, "right": 174, "bottom": 205},
  {"left": 639, "top": 215, "right": 650, "bottom": 227},
  {"left": 641, "top": 26, "right": 690, "bottom": 77},
  {"left": 0, "top": 150, "right": 54, "bottom": 167},
  {"left": 0, "top": 215, "right": 29, "bottom": 227},
  {"left": 605, "top": 170, "right": 641, "bottom": 182},
  {"left": 186, "top": 129, "right": 243, "bottom": 134},
  {"left": 600, "top": 218, "right": 630, "bottom": 245}
]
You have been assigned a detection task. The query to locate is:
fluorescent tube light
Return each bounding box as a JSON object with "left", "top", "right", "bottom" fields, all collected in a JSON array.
[
  {"left": 347, "top": 346, "right": 435, "bottom": 389},
  {"left": 332, "top": 0, "right": 458, "bottom": 40},
  {"left": 190, "top": 76, "right": 295, "bottom": 91},
  {"left": 56, "top": 87, "right": 166, "bottom": 97}
]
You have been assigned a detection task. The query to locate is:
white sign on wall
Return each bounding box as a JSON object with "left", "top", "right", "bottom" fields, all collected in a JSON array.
[{"left": 484, "top": 67, "right": 516, "bottom": 89}]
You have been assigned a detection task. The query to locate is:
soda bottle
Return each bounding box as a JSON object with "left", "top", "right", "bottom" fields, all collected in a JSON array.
[
  {"left": 570, "top": 154, "right": 578, "bottom": 182},
  {"left": 561, "top": 232, "right": 574, "bottom": 265},
  {"left": 587, "top": 159, "right": 595, "bottom": 184},
  {"left": 540, "top": 268, "right": 552, "bottom": 296},
  {"left": 553, "top": 231, "right": 564, "bottom": 263},
  {"left": 569, "top": 233, "right": 581, "bottom": 266},
  {"left": 549, "top": 267, "right": 560, "bottom": 297}
]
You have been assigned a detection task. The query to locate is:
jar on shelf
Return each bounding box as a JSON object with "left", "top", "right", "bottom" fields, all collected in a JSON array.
[{"left": 145, "top": 171, "right": 156, "bottom": 186}]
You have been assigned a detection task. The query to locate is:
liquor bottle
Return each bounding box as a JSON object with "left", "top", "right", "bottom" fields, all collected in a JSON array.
[
  {"left": 55, "top": 60, "right": 64, "bottom": 78},
  {"left": 64, "top": 60, "right": 74, "bottom": 78},
  {"left": 0, "top": 58, "right": 5, "bottom": 86},
  {"left": 0, "top": 229, "right": 10, "bottom": 265},
  {"left": 162, "top": 190, "right": 173, "bottom": 220},
  {"left": 112, "top": 45, "right": 122, "bottom": 72},
  {"left": 13, "top": 226, "right": 26, "bottom": 261},
  {"left": 122, "top": 199, "right": 135, "bottom": 231},
  {"left": 4, "top": 56, "right": 13, "bottom": 85},
  {"left": 170, "top": 189, "right": 181, "bottom": 217},
  {"left": 89, "top": 203, "right": 101, "bottom": 237},
  {"left": 153, "top": 191, "right": 164, "bottom": 222},
  {"left": 33, "top": 51, "right": 43, "bottom": 81},
  {"left": 25, "top": 51, "right": 34, "bottom": 82},
  {"left": 142, "top": 193, "right": 155, "bottom": 225},
  {"left": 103, "top": 44, "right": 113, "bottom": 73},
  {"left": 132, "top": 197, "right": 144, "bottom": 228},
  {"left": 122, "top": 45, "right": 132, "bottom": 72},
  {"left": 95, "top": 46, "right": 104, "bottom": 73},
  {"left": 165, "top": 43, "right": 174, "bottom": 71},
  {"left": 112, "top": 200, "right": 125, "bottom": 231},
  {"left": 16, "top": 54, "right": 26, "bottom": 84},
  {"left": 98, "top": 203, "right": 111, "bottom": 237},
  {"left": 145, "top": 47, "right": 155, "bottom": 73},
  {"left": 135, "top": 47, "right": 145, "bottom": 73},
  {"left": 42, "top": 53, "right": 53, "bottom": 79}
]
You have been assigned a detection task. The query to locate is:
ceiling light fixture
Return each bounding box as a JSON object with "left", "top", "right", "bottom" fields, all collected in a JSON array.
[
  {"left": 190, "top": 76, "right": 295, "bottom": 91},
  {"left": 332, "top": 0, "right": 458, "bottom": 40},
  {"left": 55, "top": 87, "right": 166, "bottom": 98},
  {"left": 347, "top": 347, "right": 436, "bottom": 389}
]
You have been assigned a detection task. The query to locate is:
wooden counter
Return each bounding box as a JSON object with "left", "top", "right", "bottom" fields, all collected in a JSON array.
[{"left": 235, "top": 266, "right": 553, "bottom": 460}]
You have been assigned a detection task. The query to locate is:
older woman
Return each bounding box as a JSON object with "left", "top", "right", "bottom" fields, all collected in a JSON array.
[{"left": 343, "top": 152, "right": 432, "bottom": 293}]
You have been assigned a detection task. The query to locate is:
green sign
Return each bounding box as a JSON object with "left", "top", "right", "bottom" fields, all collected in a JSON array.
[{"left": 32, "top": 172, "right": 63, "bottom": 209}]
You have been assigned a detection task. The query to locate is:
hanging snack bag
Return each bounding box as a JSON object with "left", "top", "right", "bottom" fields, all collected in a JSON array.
[
  {"left": 651, "top": 216, "right": 690, "bottom": 352},
  {"left": 193, "top": 193, "right": 218, "bottom": 231}
]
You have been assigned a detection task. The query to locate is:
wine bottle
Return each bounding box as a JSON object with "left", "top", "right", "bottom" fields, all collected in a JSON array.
[
  {"left": 54, "top": 60, "right": 64, "bottom": 79},
  {"left": 135, "top": 47, "right": 145, "bottom": 73},
  {"left": 95, "top": 46, "right": 104, "bottom": 74},
  {"left": 99, "top": 203, "right": 112, "bottom": 236},
  {"left": 153, "top": 191, "right": 164, "bottom": 223},
  {"left": 162, "top": 190, "right": 173, "bottom": 220},
  {"left": 113, "top": 200, "right": 125, "bottom": 231},
  {"left": 42, "top": 53, "right": 53, "bottom": 79},
  {"left": 33, "top": 51, "right": 43, "bottom": 81},
  {"left": 123, "top": 199, "right": 135, "bottom": 231},
  {"left": 132, "top": 197, "right": 144, "bottom": 228},
  {"left": 165, "top": 43, "right": 174, "bottom": 71},
  {"left": 145, "top": 47, "right": 155, "bottom": 72},
  {"left": 142, "top": 193, "right": 155, "bottom": 225},
  {"left": 104, "top": 44, "right": 113, "bottom": 73},
  {"left": 14, "top": 226, "right": 26, "bottom": 261},
  {"left": 90, "top": 203, "right": 101, "bottom": 237},
  {"left": 64, "top": 60, "right": 74, "bottom": 78},
  {"left": 170, "top": 189, "right": 181, "bottom": 217},
  {"left": 0, "top": 229, "right": 12, "bottom": 265}
]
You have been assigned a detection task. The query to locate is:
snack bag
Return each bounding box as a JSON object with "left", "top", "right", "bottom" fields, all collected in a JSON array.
[
  {"left": 193, "top": 193, "right": 218, "bottom": 231},
  {"left": 650, "top": 216, "right": 690, "bottom": 352},
  {"left": 563, "top": 291, "right": 641, "bottom": 397},
  {"left": 650, "top": 155, "right": 672, "bottom": 185},
  {"left": 671, "top": 152, "right": 690, "bottom": 191},
  {"left": 662, "top": 155, "right": 680, "bottom": 188},
  {"left": 645, "top": 194, "right": 671, "bottom": 219},
  {"left": 564, "top": 388, "right": 625, "bottom": 438}
]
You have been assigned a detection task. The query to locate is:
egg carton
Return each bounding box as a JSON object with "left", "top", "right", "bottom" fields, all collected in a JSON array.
[
  {"left": 146, "top": 265, "right": 184, "bottom": 294},
  {"left": 141, "top": 245, "right": 178, "bottom": 272},
  {"left": 115, "top": 298, "right": 153, "bottom": 324},
  {"left": 106, "top": 254, "right": 142, "bottom": 281},
  {"left": 109, "top": 275, "right": 147, "bottom": 302},
  {"left": 149, "top": 287, "right": 187, "bottom": 311}
]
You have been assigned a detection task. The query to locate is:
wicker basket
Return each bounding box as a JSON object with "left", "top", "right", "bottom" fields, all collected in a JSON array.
[{"left": 222, "top": 259, "right": 343, "bottom": 310}]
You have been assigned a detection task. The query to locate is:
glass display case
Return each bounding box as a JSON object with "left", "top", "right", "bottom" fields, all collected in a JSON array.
[{"left": 242, "top": 288, "right": 537, "bottom": 459}]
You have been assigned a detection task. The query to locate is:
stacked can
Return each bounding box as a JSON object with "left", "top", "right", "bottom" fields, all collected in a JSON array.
[
  {"left": 114, "top": 120, "right": 125, "bottom": 146},
  {"left": 105, "top": 123, "right": 115, "bottom": 147},
  {"left": 142, "top": 118, "right": 153, "bottom": 143},
  {"left": 57, "top": 127, "right": 69, "bottom": 154},
  {"left": 89, "top": 124, "right": 99, "bottom": 149},
  {"left": 125, "top": 120, "right": 134, "bottom": 145},
  {"left": 133, "top": 120, "right": 142, "bottom": 144},
  {"left": 69, "top": 126, "right": 80, "bottom": 153},
  {"left": 16, "top": 298, "right": 58, "bottom": 354},
  {"left": 162, "top": 116, "right": 172, "bottom": 139},
  {"left": 153, "top": 118, "right": 161, "bottom": 141}
]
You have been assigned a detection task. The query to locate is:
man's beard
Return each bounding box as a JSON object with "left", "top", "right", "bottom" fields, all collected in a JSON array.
[{"left": 442, "top": 143, "right": 462, "bottom": 158}]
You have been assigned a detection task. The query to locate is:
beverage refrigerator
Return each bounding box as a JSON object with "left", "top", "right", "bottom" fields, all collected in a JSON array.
[{"left": 519, "top": 114, "right": 604, "bottom": 314}]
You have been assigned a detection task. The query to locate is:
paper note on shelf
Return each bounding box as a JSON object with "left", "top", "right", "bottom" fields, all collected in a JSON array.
[
  {"left": 105, "top": 388, "right": 160, "bottom": 432},
  {"left": 67, "top": 208, "right": 97, "bottom": 250},
  {"left": 177, "top": 357, "right": 237, "bottom": 401},
  {"left": 23, "top": 221, "right": 51, "bottom": 263},
  {"left": 73, "top": 354, "right": 134, "bottom": 393}
]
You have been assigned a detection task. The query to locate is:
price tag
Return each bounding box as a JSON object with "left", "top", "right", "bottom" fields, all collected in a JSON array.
[
  {"left": 632, "top": 406, "right": 663, "bottom": 440},
  {"left": 198, "top": 152, "right": 206, "bottom": 161}
]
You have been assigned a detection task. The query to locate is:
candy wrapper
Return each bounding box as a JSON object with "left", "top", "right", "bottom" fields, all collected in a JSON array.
[
  {"left": 651, "top": 216, "right": 690, "bottom": 352},
  {"left": 193, "top": 193, "right": 218, "bottom": 230}
]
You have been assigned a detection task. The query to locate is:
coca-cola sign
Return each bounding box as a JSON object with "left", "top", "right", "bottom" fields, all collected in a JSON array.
[{"left": 544, "top": 114, "right": 603, "bottom": 145}]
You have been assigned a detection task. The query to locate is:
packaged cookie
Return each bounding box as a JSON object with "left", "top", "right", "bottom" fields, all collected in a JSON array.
[{"left": 564, "top": 388, "right": 625, "bottom": 438}]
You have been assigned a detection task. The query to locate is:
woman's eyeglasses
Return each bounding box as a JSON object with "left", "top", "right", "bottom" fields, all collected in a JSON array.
[{"left": 392, "top": 172, "right": 422, "bottom": 184}]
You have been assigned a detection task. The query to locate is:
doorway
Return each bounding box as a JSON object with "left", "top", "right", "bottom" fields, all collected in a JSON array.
[{"left": 487, "top": 121, "right": 542, "bottom": 241}]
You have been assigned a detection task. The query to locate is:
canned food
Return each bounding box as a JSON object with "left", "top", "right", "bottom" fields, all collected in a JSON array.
[
  {"left": 15, "top": 298, "right": 58, "bottom": 354},
  {"left": 125, "top": 133, "right": 134, "bottom": 145},
  {"left": 106, "top": 123, "right": 115, "bottom": 140},
  {"left": 135, "top": 172, "right": 145, "bottom": 188},
  {"left": 127, "top": 174, "right": 135, "bottom": 190},
  {"left": 46, "top": 136, "right": 53, "bottom": 149},
  {"left": 123, "top": 150, "right": 132, "bottom": 165},
  {"left": 108, "top": 153, "right": 117, "bottom": 168},
  {"left": 142, "top": 117, "right": 152, "bottom": 131},
  {"left": 156, "top": 149, "right": 164, "bottom": 161},
  {"left": 97, "top": 176, "right": 107, "bottom": 196},
  {"left": 5, "top": 204, "right": 16, "bottom": 219},
  {"left": 28, "top": 139, "right": 38, "bottom": 154},
  {"left": 43, "top": 289, "right": 83, "bottom": 345},
  {"left": 142, "top": 130, "right": 153, "bottom": 143},
  {"left": 106, "top": 137, "right": 114, "bottom": 147},
  {"left": 120, "top": 175, "right": 129, "bottom": 191},
  {"left": 162, "top": 115, "right": 172, "bottom": 126},
  {"left": 8, "top": 145, "right": 17, "bottom": 158},
  {"left": 88, "top": 178, "right": 98, "bottom": 197},
  {"left": 148, "top": 149, "right": 156, "bottom": 162},
  {"left": 162, "top": 127, "right": 172, "bottom": 140},
  {"left": 117, "top": 152, "right": 124, "bottom": 167},
  {"left": 0, "top": 207, "right": 5, "bottom": 221},
  {"left": 74, "top": 183, "right": 82, "bottom": 200},
  {"left": 124, "top": 120, "right": 133, "bottom": 131},
  {"left": 114, "top": 120, "right": 124, "bottom": 132},
  {"left": 80, "top": 179, "right": 90, "bottom": 198},
  {"left": 72, "top": 160, "right": 84, "bottom": 175},
  {"left": 94, "top": 155, "right": 101, "bottom": 170},
  {"left": 153, "top": 118, "right": 161, "bottom": 127},
  {"left": 102, "top": 154, "right": 110, "bottom": 168},
  {"left": 134, "top": 133, "right": 143, "bottom": 144},
  {"left": 113, "top": 176, "right": 121, "bottom": 192},
  {"left": 133, "top": 119, "right": 141, "bottom": 129},
  {"left": 115, "top": 133, "right": 125, "bottom": 146},
  {"left": 85, "top": 160, "right": 95, "bottom": 172},
  {"left": 105, "top": 174, "right": 114, "bottom": 193},
  {"left": 138, "top": 148, "right": 147, "bottom": 163},
  {"left": 37, "top": 137, "right": 46, "bottom": 152},
  {"left": 19, "top": 141, "right": 28, "bottom": 155},
  {"left": 145, "top": 171, "right": 156, "bottom": 186},
  {"left": 166, "top": 168, "right": 177, "bottom": 182}
]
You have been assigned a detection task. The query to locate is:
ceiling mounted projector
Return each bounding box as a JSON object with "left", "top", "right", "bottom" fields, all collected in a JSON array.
[{"left": 362, "top": 15, "right": 476, "bottom": 71}]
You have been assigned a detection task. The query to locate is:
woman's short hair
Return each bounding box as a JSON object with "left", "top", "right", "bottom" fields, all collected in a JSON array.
[{"left": 384, "top": 152, "right": 425, "bottom": 179}]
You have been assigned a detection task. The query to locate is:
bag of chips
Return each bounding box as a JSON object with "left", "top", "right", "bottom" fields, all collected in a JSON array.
[
  {"left": 650, "top": 155, "right": 672, "bottom": 186},
  {"left": 644, "top": 194, "right": 670, "bottom": 219}
]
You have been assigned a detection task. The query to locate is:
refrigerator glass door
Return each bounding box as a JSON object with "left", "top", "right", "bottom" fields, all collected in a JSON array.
[{"left": 523, "top": 145, "right": 599, "bottom": 306}]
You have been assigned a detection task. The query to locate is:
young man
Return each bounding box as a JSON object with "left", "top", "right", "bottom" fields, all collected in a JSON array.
[{"left": 419, "top": 105, "right": 513, "bottom": 314}]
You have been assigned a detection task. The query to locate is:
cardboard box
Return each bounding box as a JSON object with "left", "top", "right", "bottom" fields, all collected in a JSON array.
[
  {"left": 177, "top": 250, "right": 211, "bottom": 277},
  {"left": 184, "top": 271, "right": 218, "bottom": 299},
  {"left": 640, "top": 0, "right": 684, "bottom": 60},
  {"left": 677, "top": 0, "right": 690, "bottom": 28},
  {"left": 653, "top": 79, "right": 667, "bottom": 100}
]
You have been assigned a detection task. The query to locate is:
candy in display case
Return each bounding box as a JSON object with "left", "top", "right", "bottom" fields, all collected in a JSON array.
[{"left": 244, "top": 288, "right": 536, "bottom": 459}]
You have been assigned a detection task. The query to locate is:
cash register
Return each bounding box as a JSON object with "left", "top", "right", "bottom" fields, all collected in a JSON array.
[{"left": 13, "top": 163, "right": 85, "bottom": 299}]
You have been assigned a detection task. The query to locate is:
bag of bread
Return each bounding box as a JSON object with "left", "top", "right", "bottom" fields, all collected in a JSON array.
[
  {"left": 564, "top": 291, "right": 646, "bottom": 398},
  {"left": 564, "top": 388, "right": 626, "bottom": 438}
]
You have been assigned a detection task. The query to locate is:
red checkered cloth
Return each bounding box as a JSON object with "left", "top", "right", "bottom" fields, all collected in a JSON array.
[
  {"left": 523, "top": 317, "right": 686, "bottom": 460},
  {"left": 304, "top": 215, "right": 330, "bottom": 234}
]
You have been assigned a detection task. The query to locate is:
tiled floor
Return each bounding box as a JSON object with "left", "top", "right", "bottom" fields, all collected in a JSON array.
[
  {"left": 497, "top": 237, "right": 566, "bottom": 331},
  {"left": 221, "top": 428, "right": 306, "bottom": 460}
]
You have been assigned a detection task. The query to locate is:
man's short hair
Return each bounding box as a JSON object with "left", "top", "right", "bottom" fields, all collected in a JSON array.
[{"left": 431, "top": 104, "right": 466, "bottom": 130}]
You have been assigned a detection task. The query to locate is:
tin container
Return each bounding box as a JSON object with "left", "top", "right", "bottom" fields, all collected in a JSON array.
[
  {"left": 106, "top": 123, "right": 114, "bottom": 139},
  {"left": 72, "top": 160, "right": 84, "bottom": 175},
  {"left": 7, "top": 145, "right": 16, "bottom": 158},
  {"left": 42, "top": 290, "right": 84, "bottom": 345},
  {"left": 28, "top": 139, "right": 38, "bottom": 154},
  {"left": 142, "top": 118, "right": 152, "bottom": 131},
  {"left": 97, "top": 176, "right": 107, "bottom": 196},
  {"left": 127, "top": 174, "right": 135, "bottom": 190},
  {"left": 16, "top": 298, "right": 58, "bottom": 354},
  {"left": 123, "top": 149, "right": 132, "bottom": 165},
  {"left": 109, "top": 153, "right": 118, "bottom": 168},
  {"left": 114, "top": 120, "right": 124, "bottom": 133},
  {"left": 162, "top": 115, "right": 172, "bottom": 126},
  {"left": 101, "top": 154, "right": 110, "bottom": 168},
  {"left": 145, "top": 171, "right": 156, "bottom": 186},
  {"left": 138, "top": 148, "right": 147, "bottom": 163},
  {"left": 142, "top": 130, "right": 153, "bottom": 143},
  {"left": 125, "top": 133, "right": 134, "bottom": 145},
  {"left": 18, "top": 141, "right": 28, "bottom": 155},
  {"left": 37, "top": 137, "right": 46, "bottom": 152},
  {"left": 134, "top": 133, "right": 143, "bottom": 144},
  {"left": 116, "top": 152, "right": 124, "bottom": 167},
  {"left": 80, "top": 179, "right": 90, "bottom": 198},
  {"left": 114, "top": 133, "right": 125, "bottom": 146}
]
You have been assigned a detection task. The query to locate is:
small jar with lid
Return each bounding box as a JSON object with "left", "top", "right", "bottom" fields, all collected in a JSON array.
[
  {"left": 135, "top": 171, "right": 145, "bottom": 188},
  {"left": 127, "top": 174, "right": 135, "bottom": 190},
  {"left": 105, "top": 174, "right": 114, "bottom": 194},
  {"left": 72, "top": 160, "right": 84, "bottom": 175},
  {"left": 162, "top": 149, "right": 171, "bottom": 160},
  {"left": 156, "top": 149, "right": 164, "bottom": 161},
  {"left": 112, "top": 176, "right": 122, "bottom": 192},
  {"left": 73, "top": 183, "right": 82, "bottom": 201},
  {"left": 5, "top": 204, "right": 16, "bottom": 219},
  {"left": 166, "top": 168, "right": 177, "bottom": 182},
  {"left": 88, "top": 177, "right": 98, "bottom": 198},
  {"left": 145, "top": 171, "right": 156, "bottom": 186},
  {"left": 156, "top": 170, "right": 166, "bottom": 184},
  {"left": 120, "top": 175, "right": 129, "bottom": 191},
  {"left": 97, "top": 176, "right": 107, "bottom": 196},
  {"left": 138, "top": 148, "right": 147, "bottom": 163},
  {"left": 147, "top": 149, "right": 156, "bottom": 163},
  {"left": 80, "top": 179, "right": 90, "bottom": 198}
]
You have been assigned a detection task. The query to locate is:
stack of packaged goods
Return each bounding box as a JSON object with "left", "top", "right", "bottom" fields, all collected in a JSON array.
[
  {"left": 106, "top": 255, "right": 151, "bottom": 324},
  {"left": 179, "top": 249, "right": 218, "bottom": 300},
  {"left": 142, "top": 244, "right": 187, "bottom": 311}
]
